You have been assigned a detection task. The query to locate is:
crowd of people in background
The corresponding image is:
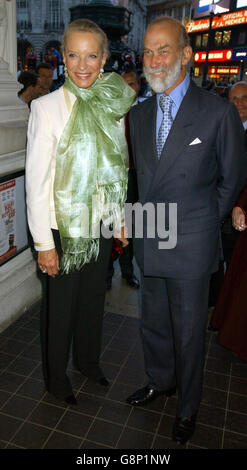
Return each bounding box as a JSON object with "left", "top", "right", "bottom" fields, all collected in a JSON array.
[
  {"left": 17, "top": 44, "right": 242, "bottom": 108},
  {"left": 16, "top": 45, "right": 157, "bottom": 105}
]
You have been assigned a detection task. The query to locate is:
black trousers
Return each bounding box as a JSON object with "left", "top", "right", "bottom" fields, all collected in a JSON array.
[
  {"left": 140, "top": 272, "right": 210, "bottom": 417},
  {"left": 107, "top": 239, "right": 134, "bottom": 281},
  {"left": 40, "top": 230, "right": 112, "bottom": 398}
]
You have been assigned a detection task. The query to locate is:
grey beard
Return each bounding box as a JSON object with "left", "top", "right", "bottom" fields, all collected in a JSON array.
[{"left": 144, "top": 55, "right": 182, "bottom": 93}]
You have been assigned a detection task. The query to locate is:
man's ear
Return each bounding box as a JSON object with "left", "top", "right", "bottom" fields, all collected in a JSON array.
[{"left": 182, "top": 46, "right": 193, "bottom": 66}]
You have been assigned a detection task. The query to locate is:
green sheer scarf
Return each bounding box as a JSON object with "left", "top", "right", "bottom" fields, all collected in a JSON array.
[{"left": 54, "top": 72, "right": 135, "bottom": 273}]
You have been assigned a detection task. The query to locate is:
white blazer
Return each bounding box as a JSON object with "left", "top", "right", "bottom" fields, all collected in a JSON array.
[
  {"left": 26, "top": 86, "right": 76, "bottom": 251},
  {"left": 26, "top": 86, "right": 125, "bottom": 252}
]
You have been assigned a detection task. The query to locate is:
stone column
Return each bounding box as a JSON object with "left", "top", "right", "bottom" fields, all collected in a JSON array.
[{"left": 0, "top": 0, "right": 41, "bottom": 332}]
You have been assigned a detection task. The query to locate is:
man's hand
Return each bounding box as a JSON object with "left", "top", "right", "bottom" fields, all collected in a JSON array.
[
  {"left": 232, "top": 206, "right": 247, "bottom": 231},
  {"left": 38, "top": 248, "right": 59, "bottom": 277}
]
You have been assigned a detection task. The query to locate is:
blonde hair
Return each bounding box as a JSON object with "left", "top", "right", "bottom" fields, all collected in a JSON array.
[{"left": 62, "top": 19, "right": 109, "bottom": 58}]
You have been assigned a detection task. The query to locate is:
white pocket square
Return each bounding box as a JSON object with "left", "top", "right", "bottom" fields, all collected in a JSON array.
[{"left": 189, "top": 138, "right": 202, "bottom": 145}]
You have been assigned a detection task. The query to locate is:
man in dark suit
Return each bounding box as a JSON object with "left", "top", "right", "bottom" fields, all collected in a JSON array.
[{"left": 126, "top": 16, "right": 246, "bottom": 444}]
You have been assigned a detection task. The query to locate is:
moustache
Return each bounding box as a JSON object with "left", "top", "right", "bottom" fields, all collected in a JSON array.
[{"left": 145, "top": 66, "right": 168, "bottom": 74}]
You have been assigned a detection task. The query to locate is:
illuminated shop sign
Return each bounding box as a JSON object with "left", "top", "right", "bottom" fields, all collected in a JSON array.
[
  {"left": 194, "top": 49, "right": 233, "bottom": 62},
  {"left": 232, "top": 49, "right": 247, "bottom": 60},
  {"left": 186, "top": 8, "right": 247, "bottom": 32},
  {"left": 208, "top": 66, "right": 240, "bottom": 73}
]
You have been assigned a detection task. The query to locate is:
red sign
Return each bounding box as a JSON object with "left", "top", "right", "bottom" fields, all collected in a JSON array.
[
  {"left": 194, "top": 49, "right": 233, "bottom": 62},
  {"left": 208, "top": 66, "right": 240, "bottom": 74},
  {"left": 186, "top": 18, "right": 210, "bottom": 33},
  {"left": 186, "top": 8, "right": 247, "bottom": 32}
]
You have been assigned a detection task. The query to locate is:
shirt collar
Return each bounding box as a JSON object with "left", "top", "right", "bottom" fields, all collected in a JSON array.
[
  {"left": 156, "top": 73, "right": 190, "bottom": 110},
  {"left": 243, "top": 120, "right": 247, "bottom": 130}
]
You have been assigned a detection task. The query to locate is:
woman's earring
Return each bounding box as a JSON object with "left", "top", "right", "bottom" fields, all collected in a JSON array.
[
  {"left": 64, "top": 64, "right": 68, "bottom": 78},
  {"left": 98, "top": 68, "right": 104, "bottom": 80}
]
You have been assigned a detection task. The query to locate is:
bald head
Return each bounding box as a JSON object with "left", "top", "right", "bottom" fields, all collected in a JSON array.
[
  {"left": 146, "top": 15, "right": 190, "bottom": 50},
  {"left": 229, "top": 81, "right": 247, "bottom": 123}
]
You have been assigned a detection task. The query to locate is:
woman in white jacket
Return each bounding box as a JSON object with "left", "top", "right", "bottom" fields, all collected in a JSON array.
[{"left": 26, "top": 19, "right": 134, "bottom": 405}]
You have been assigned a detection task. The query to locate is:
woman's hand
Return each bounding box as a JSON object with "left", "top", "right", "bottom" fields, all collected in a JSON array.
[
  {"left": 232, "top": 206, "right": 247, "bottom": 231},
  {"left": 114, "top": 226, "right": 129, "bottom": 247},
  {"left": 38, "top": 248, "right": 59, "bottom": 277}
]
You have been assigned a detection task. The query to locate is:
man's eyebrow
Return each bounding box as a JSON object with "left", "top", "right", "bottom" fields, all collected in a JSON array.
[
  {"left": 158, "top": 44, "right": 170, "bottom": 50},
  {"left": 143, "top": 44, "right": 170, "bottom": 52}
]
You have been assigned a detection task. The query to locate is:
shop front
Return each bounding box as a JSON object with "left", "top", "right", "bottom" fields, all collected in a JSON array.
[
  {"left": 193, "top": 48, "right": 242, "bottom": 84},
  {"left": 186, "top": 5, "right": 247, "bottom": 85}
]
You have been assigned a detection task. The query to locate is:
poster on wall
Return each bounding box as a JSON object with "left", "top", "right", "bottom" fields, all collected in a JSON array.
[
  {"left": 193, "top": 0, "right": 230, "bottom": 18},
  {"left": 0, "top": 171, "right": 29, "bottom": 266}
]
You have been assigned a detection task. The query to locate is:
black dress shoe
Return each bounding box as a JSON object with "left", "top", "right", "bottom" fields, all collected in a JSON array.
[
  {"left": 65, "top": 394, "right": 77, "bottom": 406},
  {"left": 122, "top": 274, "right": 140, "bottom": 288},
  {"left": 99, "top": 377, "right": 109, "bottom": 386},
  {"left": 172, "top": 413, "right": 197, "bottom": 444},
  {"left": 126, "top": 385, "right": 176, "bottom": 406}
]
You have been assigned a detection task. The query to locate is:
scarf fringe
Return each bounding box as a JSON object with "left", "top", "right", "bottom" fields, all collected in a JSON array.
[
  {"left": 59, "top": 180, "right": 127, "bottom": 273},
  {"left": 60, "top": 238, "right": 99, "bottom": 274}
]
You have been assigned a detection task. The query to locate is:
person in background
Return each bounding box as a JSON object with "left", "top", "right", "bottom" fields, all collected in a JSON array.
[
  {"left": 18, "top": 71, "right": 42, "bottom": 107},
  {"left": 106, "top": 69, "right": 140, "bottom": 290},
  {"left": 26, "top": 47, "right": 37, "bottom": 71},
  {"left": 208, "top": 81, "right": 247, "bottom": 315},
  {"left": 44, "top": 48, "right": 57, "bottom": 71},
  {"left": 17, "top": 56, "right": 23, "bottom": 78},
  {"left": 210, "top": 81, "right": 247, "bottom": 360},
  {"left": 229, "top": 81, "right": 247, "bottom": 136},
  {"left": 125, "top": 15, "right": 246, "bottom": 445},
  {"left": 36, "top": 63, "right": 54, "bottom": 95},
  {"left": 25, "top": 19, "right": 134, "bottom": 406}
]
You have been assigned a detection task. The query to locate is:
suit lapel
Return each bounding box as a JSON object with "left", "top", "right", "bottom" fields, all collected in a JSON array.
[
  {"left": 139, "top": 95, "right": 158, "bottom": 174},
  {"left": 151, "top": 81, "right": 201, "bottom": 187}
]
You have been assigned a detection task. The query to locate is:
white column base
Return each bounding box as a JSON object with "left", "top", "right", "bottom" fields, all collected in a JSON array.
[{"left": 0, "top": 248, "right": 42, "bottom": 332}]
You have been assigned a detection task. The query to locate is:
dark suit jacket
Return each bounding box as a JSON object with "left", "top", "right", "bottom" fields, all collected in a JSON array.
[{"left": 129, "top": 80, "right": 247, "bottom": 279}]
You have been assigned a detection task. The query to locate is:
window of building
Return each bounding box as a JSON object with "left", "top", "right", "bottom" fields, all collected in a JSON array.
[
  {"left": 185, "top": 4, "right": 191, "bottom": 17},
  {"left": 17, "top": 0, "right": 28, "bottom": 7},
  {"left": 202, "top": 34, "right": 208, "bottom": 47},
  {"left": 173, "top": 7, "right": 182, "bottom": 19},
  {"left": 215, "top": 31, "right": 222, "bottom": 46},
  {"left": 222, "top": 30, "right": 231, "bottom": 45},
  {"left": 238, "top": 31, "right": 246, "bottom": 45},
  {"left": 48, "top": 0, "right": 61, "bottom": 29},
  {"left": 17, "top": 0, "right": 29, "bottom": 29},
  {"left": 195, "top": 35, "right": 202, "bottom": 48}
]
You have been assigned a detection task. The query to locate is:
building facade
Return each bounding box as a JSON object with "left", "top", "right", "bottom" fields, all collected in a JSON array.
[
  {"left": 146, "top": 0, "right": 192, "bottom": 25},
  {"left": 16, "top": 0, "right": 147, "bottom": 69},
  {"left": 187, "top": 0, "right": 247, "bottom": 85},
  {"left": 17, "top": 0, "right": 80, "bottom": 64},
  {"left": 126, "top": 1, "right": 147, "bottom": 52}
]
